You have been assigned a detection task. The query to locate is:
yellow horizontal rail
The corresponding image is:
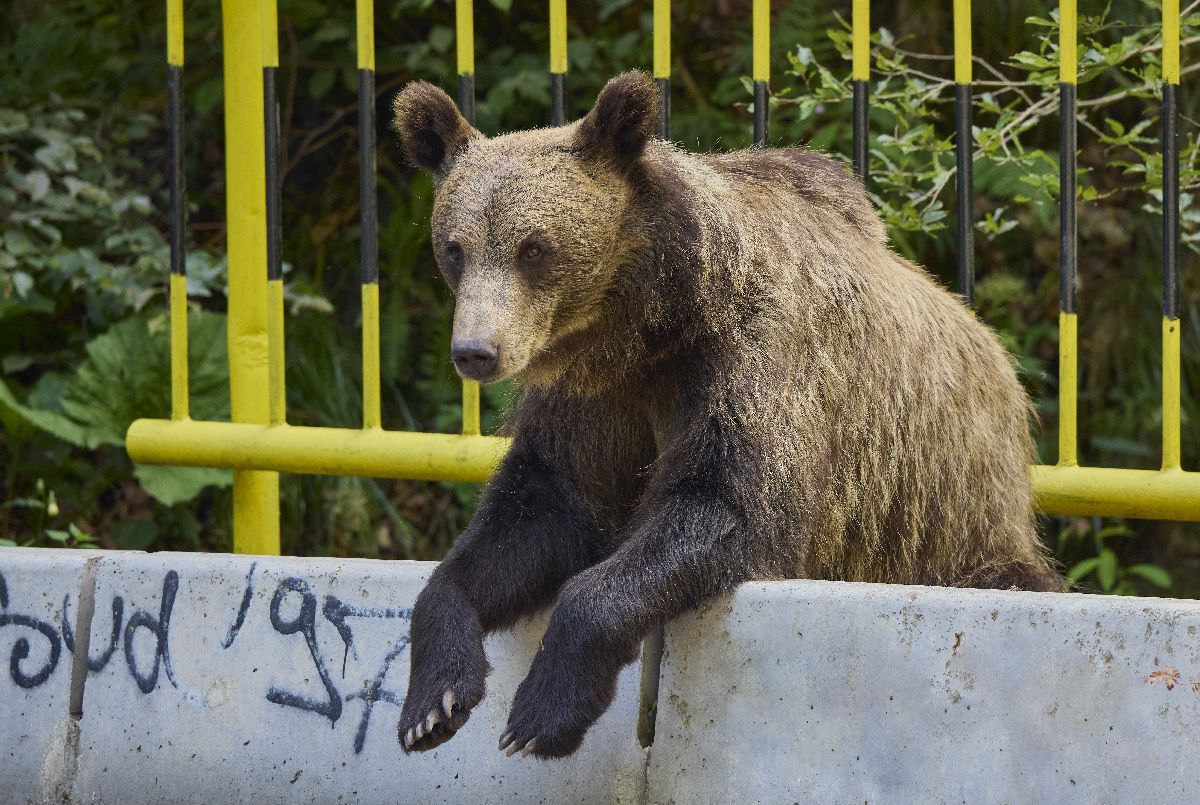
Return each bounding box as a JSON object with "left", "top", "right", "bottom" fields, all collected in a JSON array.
[
  {"left": 126, "top": 418, "right": 1199, "bottom": 520},
  {"left": 127, "top": 420, "right": 509, "bottom": 483},
  {"left": 1032, "top": 465, "right": 1200, "bottom": 521}
]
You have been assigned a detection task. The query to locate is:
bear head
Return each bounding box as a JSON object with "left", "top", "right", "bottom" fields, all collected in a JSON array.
[{"left": 392, "top": 71, "right": 658, "bottom": 387}]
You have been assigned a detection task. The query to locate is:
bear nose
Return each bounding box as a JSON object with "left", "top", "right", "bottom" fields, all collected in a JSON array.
[{"left": 451, "top": 341, "right": 499, "bottom": 380}]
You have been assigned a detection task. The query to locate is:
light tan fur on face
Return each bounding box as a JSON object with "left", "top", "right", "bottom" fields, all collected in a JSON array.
[{"left": 433, "top": 129, "right": 634, "bottom": 382}]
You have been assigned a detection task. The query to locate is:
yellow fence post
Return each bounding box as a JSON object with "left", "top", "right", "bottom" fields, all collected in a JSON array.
[{"left": 222, "top": 0, "right": 280, "bottom": 555}]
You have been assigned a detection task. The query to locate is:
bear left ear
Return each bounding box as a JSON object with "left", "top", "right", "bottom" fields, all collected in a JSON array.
[
  {"left": 392, "top": 81, "right": 480, "bottom": 177},
  {"left": 575, "top": 71, "right": 657, "bottom": 171}
]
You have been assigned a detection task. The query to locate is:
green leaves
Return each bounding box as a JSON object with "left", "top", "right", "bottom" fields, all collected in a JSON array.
[
  {"left": 777, "top": 7, "right": 1200, "bottom": 255},
  {"left": 1062, "top": 519, "right": 1172, "bottom": 596},
  {"left": 2, "top": 310, "right": 233, "bottom": 504}
]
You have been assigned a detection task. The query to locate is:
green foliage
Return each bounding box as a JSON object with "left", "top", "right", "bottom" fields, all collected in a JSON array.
[
  {"left": 1061, "top": 518, "right": 1173, "bottom": 596},
  {"left": 781, "top": 6, "right": 1200, "bottom": 249}
]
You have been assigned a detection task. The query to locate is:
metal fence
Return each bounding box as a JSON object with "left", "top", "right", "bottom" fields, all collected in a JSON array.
[{"left": 125, "top": 0, "right": 1199, "bottom": 554}]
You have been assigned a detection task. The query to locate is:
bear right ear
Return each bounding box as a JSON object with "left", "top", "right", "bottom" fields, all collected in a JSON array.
[
  {"left": 392, "top": 81, "right": 479, "bottom": 176},
  {"left": 575, "top": 71, "right": 657, "bottom": 171}
]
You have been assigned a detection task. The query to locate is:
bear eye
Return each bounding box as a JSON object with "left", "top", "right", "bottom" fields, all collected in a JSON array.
[
  {"left": 444, "top": 241, "right": 463, "bottom": 264},
  {"left": 521, "top": 243, "right": 543, "bottom": 260}
]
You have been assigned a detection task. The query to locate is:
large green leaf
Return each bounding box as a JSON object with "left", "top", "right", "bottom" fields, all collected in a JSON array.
[
  {"left": 59, "top": 310, "right": 230, "bottom": 447},
  {"left": 5, "top": 310, "right": 232, "bottom": 505},
  {"left": 0, "top": 375, "right": 88, "bottom": 445},
  {"left": 134, "top": 464, "right": 232, "bottom": 506}
]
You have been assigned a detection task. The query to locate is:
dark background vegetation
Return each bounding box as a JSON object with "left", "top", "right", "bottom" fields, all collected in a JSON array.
[{"left": 1, "top": 0, "right": 1197, "bottom": 595}]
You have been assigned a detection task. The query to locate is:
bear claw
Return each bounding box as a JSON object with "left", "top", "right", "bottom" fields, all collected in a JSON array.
[
  {"left": 499, "top": 732, "right": 537, "bottom": 758},
  {"left": 401, "top": 686, "right": 474, "bottom": 753}
]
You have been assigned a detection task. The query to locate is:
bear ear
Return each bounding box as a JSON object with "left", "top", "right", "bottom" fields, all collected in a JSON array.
[
  {"left": 575, "top": 71, "right": 657, "bottom": 171},
  {"left": 392, "top": 81, "right": 480, "bottom": 176}
]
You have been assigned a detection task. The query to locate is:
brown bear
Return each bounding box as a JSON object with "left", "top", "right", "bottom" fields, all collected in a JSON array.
[{"left": 391, "top": 70, "right": 1061, "bottom": 760}]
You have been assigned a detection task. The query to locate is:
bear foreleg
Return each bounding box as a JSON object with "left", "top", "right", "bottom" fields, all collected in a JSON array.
[
  {"left": 398, "top": 433, "right": 607, "bottom": 753},
  {"left": 499, "top": 491, "right": 747, "bottom": 759}
]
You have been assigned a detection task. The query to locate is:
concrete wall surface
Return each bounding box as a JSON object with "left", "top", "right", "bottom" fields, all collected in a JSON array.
[
  {"left": 648, "top": 581, "right": 1200, "bottom": 805},
  {"left": 1, "top": 549, "right": 646, "bottom": 804},
  {"left": 2, "top": 548, "right": 1199, "bottom": 804}
]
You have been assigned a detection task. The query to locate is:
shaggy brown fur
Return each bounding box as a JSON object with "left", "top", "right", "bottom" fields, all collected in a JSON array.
[{"left": 392, "top": 71, "right": 1062, "bottom": 761}]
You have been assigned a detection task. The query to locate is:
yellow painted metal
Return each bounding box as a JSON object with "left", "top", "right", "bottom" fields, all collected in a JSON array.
[
  {"left": 1058, "top": 311, "right": 1078, "bottom": 466},
  {"left": 852, "top": 0, "right": 869, "bottom": 81},
  {"left": 167, "top": 0, "right": 184, "bottom": 66},
  {"left": 267, "top": 278, "right": 286, "bottom": 425},
  {"left": 128, "top": 420, "right": 510, "bottom": 483},
  {"left": 1059, "top": 0, "right": 1076, "bottom": 84},
  {"left": 462, "top": 381, "right": 481, "bottom": 436},
  {"left": 356, "top": 0, "right": 374, "bottom": 71},
  {"left": 953, "top": 0, "right": 971, "bottom": 85},
  {"left": 169, "top": 273, "right": 190, "bottom": 421},
  {"left": 1163, "top": 317, "right": 1182, "bottom": 470},
  {"left": 550, "top": 0, "right": 567, "bottom": 74},
  {"left": 222, "top": 0, "right": 279, "bottom": 554},
  {"left": 453, "top": 0, "right": 477, "bottom": 438},
  {"left": 1033, "top": 465, "right": 1200, "bottom": 521},
  {"left": 362, "top": 283, "right": 382, "bottom": 430},
  {"left": 752, "top": 0, "right": 769, "bottom": 82},
  {"left": 1164, "top": 0, "right": 1180, "bottom": 85},
  {"left": 456, "top": 0, "right": 474, "bottom": 76},
  {"left": 261, "top": 0, "right": 278, "bottom": 67},
  {"left": 125, "top": 416, "right": 1200, "bottom": 520},
  {"left": 653, "top": 0, "right": 670, "bottom": 79}
]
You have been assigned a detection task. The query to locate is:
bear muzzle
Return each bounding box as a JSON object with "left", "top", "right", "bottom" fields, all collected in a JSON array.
[{"left": 451, "top": 340, "right": 501, "bottom": 382}]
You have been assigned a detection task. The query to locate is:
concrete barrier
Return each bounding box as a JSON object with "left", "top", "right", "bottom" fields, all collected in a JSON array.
[
  {"left": 3, "top": 548, "right": 1199, "bottom": 804},
  {"left": 0, "top": 548, "right": 97, "bottom": 804},
  {"left": 647, "top": 581, "right": 1200, "bottom": 804},
  {"left": 66, "top": 552, "right": 646, "bottom": 804}
]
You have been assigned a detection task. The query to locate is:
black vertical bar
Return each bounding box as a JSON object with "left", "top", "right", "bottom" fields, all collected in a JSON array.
[
  {"left": 955, "top": 82, "right": 974, "bottom": 306},
  {"left": 359, "top": 68, "right": 378, "bottom": 285},
  {"left": 551, "top": 72, "right": 567, "bottom": 126},
  {"left": 852, "top": 79, "right": 868, "bottom": 181},
  {"left": 753, "top": 80, "right": 769, "bottom": 146},
  {"left": 656, "top": 77, "right": 671, "bottom": 140},
  {"left": 1059, "top": 82, "right": 1077, "bottom": 314},
  {"left": 168, "top": 65, "right": 185, "bottom": 277},
  {"left": 458, "top": 74, "right": 475, "bottom": 127},
  {"left": 264, "top": 66, "right": 282, "bottom": 281},
  {"left": 1163, "top": 82, "right": 1180, "bottom": 319}
]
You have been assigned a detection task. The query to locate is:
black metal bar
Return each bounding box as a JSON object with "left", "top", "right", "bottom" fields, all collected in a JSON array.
[
  {"left": 955, "top": 82, "right": 974, "bottom": 306},
  {"left": 458, "top": 73, "right": 475, "bottom": 127},
  {"left": 1163, "top": 82, "right": 1180, "bottom": 319},
  {"left": 656, "top": 77, "right": 671, "bottom": 140},
  {"left": 358, "top": 68, "right": 378, "bottom": 285},
  {"left": 551, "top": 72, "right": 566, "bottom": 126},
  {"left": 852, "top": 79, "right": 868, "bottom": 181},
  {"left": 168, "top": 64, "right": 185, "bottom": 276},
  {"left": 264, "top": 66, "right": 282, "bottom": 282},
  {"left": 1059, "top": 82, "right": 1077, "bottom": 314},
  {"left": 753, "top": 80, "right": 769, "bottom": 146}
]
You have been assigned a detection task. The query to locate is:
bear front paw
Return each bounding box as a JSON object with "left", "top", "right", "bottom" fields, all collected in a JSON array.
[
  {"left": 399, "top": 688, "right": 472, "bottom": 753},
  {"left": 499, "top": 660, "right": 614, "bottom": 760},
  {"left": 398, "top": 651, "right": 486, "bottom": 754}
]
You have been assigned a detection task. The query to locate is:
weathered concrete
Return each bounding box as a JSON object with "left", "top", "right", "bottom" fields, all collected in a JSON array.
[
  {"left": 69, "top": 552, "right": 646, "bottom": 804},
  {"left": 6, "top": 548, "right": 1200, "bottom": 804},
  {"left": 647, "top": 581, "right": 1200, "bottom": 805},
  {"left": 0, "top": 548, "right": 98, "bottom": 804}
]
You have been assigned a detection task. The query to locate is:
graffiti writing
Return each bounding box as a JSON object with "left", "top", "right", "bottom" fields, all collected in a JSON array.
[
  {"left": 0, "top": 570, "right": 62, "bottom": 689},
  {"left": 1, "top": 564, "right": 414, "bottom": 755},
  {"left": 265, "top": 576, "right": 344, "bottom": 723}
]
